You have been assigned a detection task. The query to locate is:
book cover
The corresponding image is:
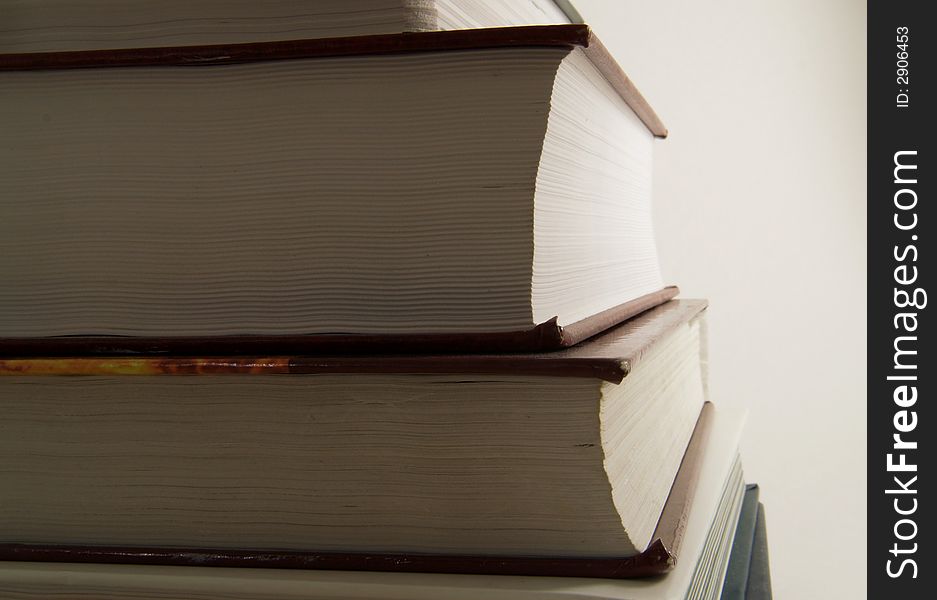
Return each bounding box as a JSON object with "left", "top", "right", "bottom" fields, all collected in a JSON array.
[
  {"left": 720, "top": 484, "right": 760, "bottom": 600},
  {"left": 0, "top": 287, "right": 678, "bottom": 357}
]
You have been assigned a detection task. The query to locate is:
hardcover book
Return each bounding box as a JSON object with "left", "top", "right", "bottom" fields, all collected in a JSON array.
[
  {"left": 720, "top": 484, "right": 772, "bottom": 600},
  {"left": 721, "top": 484, "right": 759, "bottom": 599},
  {"left": 1, "top": 25, "right": 671, "bottom": 354},
  {"left": 1, "top": 300, "right": 706, "bottom": 578},
  {"left": 0, "top": 408, "right": 747, "bottom": 599},
  {"left": 0, "top": 0, "right": 582, "bottom": 53},
  {"left": 745, "top": 503, "right": 773, "bottom": 599}
]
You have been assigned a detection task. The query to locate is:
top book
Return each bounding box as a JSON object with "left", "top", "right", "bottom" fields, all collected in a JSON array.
[
  {"left": 0, "top": 25, "right": 670, "bottom": 355},
  {"left": 0, "top": 0, "right": 583, "bottom": 53}
]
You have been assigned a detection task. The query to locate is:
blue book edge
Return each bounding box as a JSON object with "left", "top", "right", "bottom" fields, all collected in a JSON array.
[{"left": 720, "top": 484, "right": 761, "bottom": 600}]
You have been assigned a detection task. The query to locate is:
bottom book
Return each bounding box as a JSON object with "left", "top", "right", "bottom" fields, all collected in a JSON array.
[
  {"left": 720, "top": 485, "right": 772, "bottom": 600},
  {"left": 0, "top": 408, "right": 746, "bottom": 600}
]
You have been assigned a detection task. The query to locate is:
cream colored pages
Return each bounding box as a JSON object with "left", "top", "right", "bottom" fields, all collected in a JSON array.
[
  {"left": 435, "top": 0, "right": 571, "bottom": 29},
  {"left": 532, "top": 48, "right": 663, "bottom": 327}
]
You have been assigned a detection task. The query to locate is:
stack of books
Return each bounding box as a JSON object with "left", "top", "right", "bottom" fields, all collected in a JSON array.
[{"left": 0, "top": 1, "right": 770, "bottom": 598}]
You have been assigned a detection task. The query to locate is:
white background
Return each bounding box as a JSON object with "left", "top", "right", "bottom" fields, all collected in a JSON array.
[{"left": 573, "top": 1, "right": 867, "bottom": 597}]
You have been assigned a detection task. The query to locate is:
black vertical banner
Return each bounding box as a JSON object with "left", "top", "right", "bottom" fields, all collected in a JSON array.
[{"left": 869, "top": 1, "right": 933, "bottom": 596}]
